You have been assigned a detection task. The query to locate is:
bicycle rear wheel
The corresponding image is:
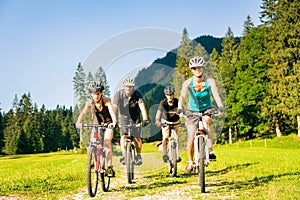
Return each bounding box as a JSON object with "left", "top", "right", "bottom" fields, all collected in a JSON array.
[
  {"left": 126, "top": 142, "right": 134, "bottom": 183},
  {"left": 198, "top": 137, "right": 205, "bottom": 193},
  {"left": 87, "top": 146, "right": 98, "bottom": 197},
  {"left": 100, "top": 152, "right": 110, "bottom": 192}
]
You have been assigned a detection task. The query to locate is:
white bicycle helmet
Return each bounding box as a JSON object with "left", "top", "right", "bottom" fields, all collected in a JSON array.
[
  {"left": 189, "top": 56, "right": 205, "bottom": 68},
  {"left": 122, "top": 77, "right": 135, "bottom": 86},
  {"left": 88, "top": 81, "right": 104, "bottom": 93}
]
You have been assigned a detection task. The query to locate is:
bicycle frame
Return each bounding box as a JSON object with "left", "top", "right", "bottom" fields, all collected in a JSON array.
[
  {"left": 162, "top": 121, "right": 182, "bottom": 177},
  {"left": 82, "top": 123, "right": 110, "bottom": 195},
  {"left": 84, "top": 124, "right": 106, "bottom": 172},
  {"left": 194, "top": 120, "right": 210, "bottom": 167},
  {"left": 119, "top": 122, "right": 142, "bottom": 183},
  {"left": 185, "top": 110, "right": 217, "bottom": 193}
]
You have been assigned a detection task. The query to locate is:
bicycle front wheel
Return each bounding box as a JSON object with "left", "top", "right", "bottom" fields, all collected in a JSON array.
[
  {"left": 87, "top": 146, "right": 98, "bottom": 197},
  {"left": 198, "top": 137, "right": 206, "bottom": 193},
  {"left": 126, "top": 142, "right": 134, "bottom": 184},
  {"left": 100, "top": 152, "right": 110, "bottom": 192}
]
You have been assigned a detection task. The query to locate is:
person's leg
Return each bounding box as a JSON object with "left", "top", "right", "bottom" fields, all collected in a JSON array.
[
  {"left": 186, "top": 124, "right": 196, "bottom": 172},
  {"left": 119, "top": 131, "right": 127, "bottom": 164},
  {"left": 174, "top": 124, "right": 181, "bottom": 162},
  {"left": 134, "top": 126, "right": 143, "bottom": 165},
  {"left": 134, "top": 137, "right": 142, "bottom": 154},
  {"left": 161, "top": 125, "right": 169, "bottom": 162},
  {"left": 104, "top": 129, "right": 115, "bottom": 176},
  {"left": 186, "top": 124, "right": 195, "bottom": 162},
  {"left": 104, "top": 129, "right": 113, "bottom": 166},
  {"left": 203, "top": 115, "right": 216, "bottom": 159},
  {"left": 202, "top": 115, "right": 212, "bottom": 150}
]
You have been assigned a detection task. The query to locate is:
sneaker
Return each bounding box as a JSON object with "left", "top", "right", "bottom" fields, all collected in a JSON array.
[
  {"left": 162, "top": 154, "right": 169, "bottom": 163},
  {"left": 176, "top": 157, "right": 182, "bottom": 162},
  {"left": 106, "top": 166, "right": 115, "bottom": 177},
  {"left": 120, "top": 156, "right": 125, "bottom": 165},
  {"left": 209, "top": 151, "right": 217, "bottom": 161},
  {"left": 186, "top": 161, "right": 194, "bottom": 173},
  {"left": 135, "top": 154, "right": 143, "bottom": 165}
]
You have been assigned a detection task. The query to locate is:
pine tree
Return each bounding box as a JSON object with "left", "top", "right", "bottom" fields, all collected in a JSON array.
[
  {"left": 172, "top": 28, "right": 194, "bottom": 98},
  {"left": 95, "top": 66, "right": 111, "bottom": 98},
  {"left": 242, "top": 15, "right": 255, "bottom": 36},
  {"left": 209, "top": 49, "right": 225, "bottom": 99},
  {"left": 233, "top": 26, "right": 270, "bottom": 138},
  {"left": 16, "top": 93, "right": 33, "bottom": 153},
  {"left": 259, "top": 0, "right": 277, "bottom": 26},
  {"left": 3, "top": 109, "right": 18, "bottom": 154},
  {"left": 218, "top": 27, "right": 239, "bottom": 140},
  {"left": 266, "top": 0, "right": 300, "bottom": 135},
  {"left": 73, "top": 63, "right": 87, "bottom": 110},
  {"left": 0, "top": 106, "right": 4, "bottom": 153}
]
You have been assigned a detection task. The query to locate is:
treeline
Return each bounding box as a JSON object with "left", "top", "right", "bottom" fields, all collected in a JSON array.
[
  {"left": 136, "top": 0, "right": 299, "bottom": 141},
  {"left": 0, "top": 93, "right": 79, "bottom": 155},
  {"left": 1, "top": 0, "right": 299, "bottom": 154}
]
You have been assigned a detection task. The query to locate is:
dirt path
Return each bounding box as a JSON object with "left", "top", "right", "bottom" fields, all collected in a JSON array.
[{"left": 62, "top": 172, "right": 236, "bottom": 200}]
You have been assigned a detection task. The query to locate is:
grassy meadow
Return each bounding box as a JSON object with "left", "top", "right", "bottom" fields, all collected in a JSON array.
[{"left": 0, "top": 134, "right": 299, "bottom": 199}]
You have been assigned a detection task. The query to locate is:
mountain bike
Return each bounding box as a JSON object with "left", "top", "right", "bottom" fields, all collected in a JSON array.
[
  {"left": 119, "top": 121, "right": 142, "bottom": 184},
  {"left": 184, "top": 110, "right": 218, "bottom": 193},
  {"left": 161, "top": 121, "right": 184, "bottom": 177},
  {"left": 82, "top": 123, "right": 111, "bottom": 197}
]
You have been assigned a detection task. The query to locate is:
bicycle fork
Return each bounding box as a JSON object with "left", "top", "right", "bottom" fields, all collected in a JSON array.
[
  {"left": 196, "top": 119, "right": 211, "bottom": 166},
  {"left": 92, "top": 129, "right": 104, "bottom": 173},
  {"left": 194, "top": 133, "right": 211, "bottom": 167}
]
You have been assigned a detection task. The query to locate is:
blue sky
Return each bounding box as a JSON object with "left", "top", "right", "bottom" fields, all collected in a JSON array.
[{"left": 0, "top": 0, "right": 262, "bottom": 113}]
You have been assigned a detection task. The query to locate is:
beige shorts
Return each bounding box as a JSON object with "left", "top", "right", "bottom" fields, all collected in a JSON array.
[{"left": 162, "top": 121, "right": 180, "bottom": 141}]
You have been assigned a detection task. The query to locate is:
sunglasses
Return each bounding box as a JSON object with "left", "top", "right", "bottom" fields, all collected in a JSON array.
[{"left": 191, "top": 67, "right": 204, "bottom": 70}]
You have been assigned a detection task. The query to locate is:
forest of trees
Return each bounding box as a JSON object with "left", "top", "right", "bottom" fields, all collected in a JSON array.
[
  {"left": 0, "top": 0, "right": 299, "bottom": 155},
  {"left": 136, "top": 0, "right": 299, "bottom": 142},
  {"left": 0, "top": 93, "right": 79, "bottom": 154}
]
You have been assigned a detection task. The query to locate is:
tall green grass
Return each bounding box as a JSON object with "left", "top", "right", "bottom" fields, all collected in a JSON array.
[
  {"left": 0, "top": 135, "right": 299, "bottom": 199},
  {"left": 0, "top": 152, "right": 86, "bottom": 199}
]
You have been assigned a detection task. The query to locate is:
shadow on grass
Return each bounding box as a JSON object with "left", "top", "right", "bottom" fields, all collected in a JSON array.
[
  {"left": 207, "top": 162, "right": 259, "bottom": 176},
  {"left": 112, "top": 162, "right": 261, "bottom": 192},
  {"left": 111, "top": 171, "right": 190, "bottom": 192},
  {"left": 207, "top": 171, "right": 300, "bottom": 191}
]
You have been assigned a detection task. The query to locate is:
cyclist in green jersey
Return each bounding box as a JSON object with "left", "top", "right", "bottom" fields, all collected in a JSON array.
[{"left": 177, "top": 56, "right": 224, "bottom": 173}]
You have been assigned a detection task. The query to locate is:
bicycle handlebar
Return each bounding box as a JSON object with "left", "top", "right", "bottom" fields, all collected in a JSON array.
[
  {"left": 183, "top": 109, "right": 219, "bottom": 119},
  {"left": 118, "top": 123, "right": 142, "bottom": 129},
  {"left": 82, "top": 123, "right": 108, "bottom": 129},
  {"left": 161, "top": 121, "right": 185, "bottom": 127}
]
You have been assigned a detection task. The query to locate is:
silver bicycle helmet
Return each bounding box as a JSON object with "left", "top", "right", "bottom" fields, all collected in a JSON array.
[
  {"left": 164, "top": 86, "right": 175, "bottom": 95},
  {"left": 122, "top": 77, "right": 135, "bottom": 86},
  {"left": 189, "top": 56, "right": 205, "bottom": 68},
  {"left": 88, "top": 81, "right": 104, "bottom": 93}
]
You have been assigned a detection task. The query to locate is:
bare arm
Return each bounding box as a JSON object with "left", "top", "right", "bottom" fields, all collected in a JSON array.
[
  {"left": 138, "top": 102, "right": 148, "bottom": 121},
  {"left": 207, "top": 77, "right": 224, "bottom": 108},
  {"left": 104, "top": 99, "right": 117, "bottom": 126},
  {"left": 112, "top": 104, "right": 118, "bottom": 117},
  {"left": 155, "top": 109, "right": 162, "bottom": 127},
  {"left": 75, "top": 100, "right": 91, "bottom": 128},
  {"left": 155, "top": 109, "right": 162, "bottom": 123},
  {"left": 178, "top": 79, "right": 190, "bottom": 110}
]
